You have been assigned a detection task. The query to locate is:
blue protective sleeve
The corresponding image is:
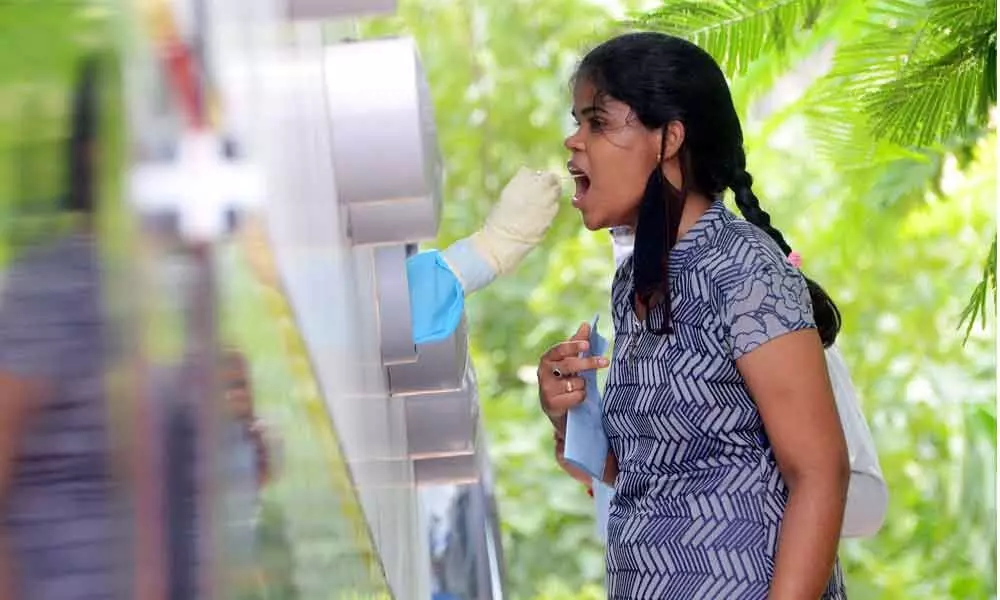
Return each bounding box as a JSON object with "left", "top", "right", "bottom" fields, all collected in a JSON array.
[{"left": 406, "top": 250, "right": 465, "bottom": 345}]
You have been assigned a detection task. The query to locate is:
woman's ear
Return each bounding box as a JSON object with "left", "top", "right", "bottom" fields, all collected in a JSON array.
[{"left": 660, "top": 121, "right": 685, "bottom": 162}]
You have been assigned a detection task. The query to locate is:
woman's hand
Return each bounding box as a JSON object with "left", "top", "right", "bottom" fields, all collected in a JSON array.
[{"left": 536, "top": 321, "right": 609, "bottom": 429}]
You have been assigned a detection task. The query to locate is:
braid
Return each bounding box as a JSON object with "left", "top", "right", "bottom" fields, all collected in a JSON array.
[
  {"left": 731, "top": 171, "right": 791, "bottom": 255},
  {"left": 730, "top": 161, "right": 842, "bottom": 347},
  {"left": 64, "top": 56, "right": 100, "bottom": 215}
]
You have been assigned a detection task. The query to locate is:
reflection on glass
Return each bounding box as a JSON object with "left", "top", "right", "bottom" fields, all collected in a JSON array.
[
  {"left": 215, "top": 220, "right": 393, "bottom": 600},
  {"left": 0, "top": 34, "right": 133, "bottom": 600},
  {"left": 422, "top": 445, "right": 505, "bottom": 600}
]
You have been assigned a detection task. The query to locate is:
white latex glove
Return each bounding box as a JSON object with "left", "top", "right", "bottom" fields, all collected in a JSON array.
[{"left": 468, "top": 166, "right": 561, "bottom": 276}]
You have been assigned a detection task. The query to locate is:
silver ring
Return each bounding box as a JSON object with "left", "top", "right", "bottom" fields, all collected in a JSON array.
[{"left": 551, "top": 366, "right": 563, "bottom": 378}]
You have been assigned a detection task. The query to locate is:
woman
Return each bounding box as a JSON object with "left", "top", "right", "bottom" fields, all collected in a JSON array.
[
  {"left": 0, "top": 57, "right": 120, "bottom": 600},
  {"left": 537, "top": 33, "right": 850, "bottom": 599}
]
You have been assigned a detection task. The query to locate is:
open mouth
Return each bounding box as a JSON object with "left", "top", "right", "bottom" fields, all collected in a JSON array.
[{"left": 567, "top": 164, "right": 591, "bottom": 205}]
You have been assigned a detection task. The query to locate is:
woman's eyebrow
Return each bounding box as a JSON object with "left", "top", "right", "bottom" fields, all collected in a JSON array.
[{"left": 571, "top": 105, "right": 607, "bottom": 119}]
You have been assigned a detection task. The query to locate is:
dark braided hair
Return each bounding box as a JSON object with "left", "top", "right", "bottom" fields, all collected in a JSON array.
[
  {"left": 64, "top": 55, "right": 101, "bottom": 216},
  {"left": 576, "top": 32, "right": 841, "bottom": 346}
]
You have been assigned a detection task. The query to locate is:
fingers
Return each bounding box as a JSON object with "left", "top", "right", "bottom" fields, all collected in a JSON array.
[
  {"left": 541, "top": 374, "right": 585, "bottom": 399},
  {"left": 518, "top": 166, "right": 560, "bottom": 188},
  {"left": 539, "top": 376, "right": 587, "bottom": 418},
  {"left": 541, "top": 321, "right": 591, "bottom": 363},
  {"left": 542, "top": 338, "right": 589, "bottom": 363},
  {"left": 508, "top": 167, "right": 561, "bottom": 200},
  {"left": 539, "top": 354, "right": 609, "bottom": 384},
  {"left": 531, "top": 168, "right": 561, "bottom": 194},
  {"left": 556, "top": 355, "right": 610, "bottom": 377},
  {"left": 538, "top": 320, "right": 608, "bottom": 417},
  {"left": 570, "top": 321, "right": 591, "bottom": 342}
]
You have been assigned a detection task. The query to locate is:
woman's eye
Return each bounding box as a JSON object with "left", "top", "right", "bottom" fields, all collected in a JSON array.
[{"left": 589, "top": 119, "right": 604, "bottom": 131}]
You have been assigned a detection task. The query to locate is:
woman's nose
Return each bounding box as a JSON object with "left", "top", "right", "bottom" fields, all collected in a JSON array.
[{"left": 564, "top": 129, "right": 584, "bottom": 152}]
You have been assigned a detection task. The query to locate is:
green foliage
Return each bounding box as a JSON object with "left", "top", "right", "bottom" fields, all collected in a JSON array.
[
  {"left": 630, "top": 0, "right": 830, "bottom": 76},
  {"left": 864, "top": 0, "right": 996, "bottom": 148},
  {"left": 803, "top": 0, "right": 995, "bottom": 160},
  {"left": 959, "top": 237, "right": 997, "bottom": 343},
  {"left": 636, "top": 0, "right": 997, "bottom": 337}
]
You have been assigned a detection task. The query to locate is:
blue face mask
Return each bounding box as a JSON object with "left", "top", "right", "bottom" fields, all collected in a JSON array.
[
  {"left": 561, "top": 315, "right": 614, "bottom": 547},
  {"left": 562, "top": 314, "right": 610, "bottom": 480}
]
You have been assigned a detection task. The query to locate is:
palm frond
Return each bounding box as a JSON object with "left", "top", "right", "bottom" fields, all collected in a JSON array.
[
  {"left": 959, "top": 236, "right": 997, "bottom": 344},
  {"left": 867, "top": 148, "right": 945, "bottom": 210},
  {"left": 863, "top": 0, "right": 996, "bottom": 148},
  {"left": 729, "top": 28, "right": 828, "bottom": 117},
  {"left": 796, "top": 0, "right": 995, "bottom": 192},
  {"left": 628, "top": 0, "right": 841, "bottom": 77}
]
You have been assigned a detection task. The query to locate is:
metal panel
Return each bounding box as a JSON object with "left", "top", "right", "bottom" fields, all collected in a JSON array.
[
  {"left": 388, "top": 319, "right": 469, "bottom": 394},
  {"left": 413, "top": 454, "right": 480, "bottom": 487},
  {"left": 258, "top": 23, "right": 418, "bottom": 597},
  {"left": 324, "top": 37, "right": 442, "bottom": 246},
  {"left": 284, "top": 0, "right": 397, "bottom": 21},
  {"left": 373, "top": 245, "right": 418, "bottom": 365},
  {"left": 405, "top": 385, "right": 479, "bottom": 459}
]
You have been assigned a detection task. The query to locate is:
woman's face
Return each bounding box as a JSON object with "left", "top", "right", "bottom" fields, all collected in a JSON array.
[{"left": 564, "top": 78, "right": 661, "bottom": 231}]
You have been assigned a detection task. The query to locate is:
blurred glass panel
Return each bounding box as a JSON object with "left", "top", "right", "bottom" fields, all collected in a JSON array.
[
  {"left": 0, "top": 4, "right": 144, "bottom": 600},
  {"left": 216, "top": 217, "right": 392, "bottom": 599},
  {"left": 422, "top": 441, "right": 505, "bottom": 600}
]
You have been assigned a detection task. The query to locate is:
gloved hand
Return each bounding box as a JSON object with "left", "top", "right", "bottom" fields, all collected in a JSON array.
[
  {"left": 470, "top": 166, "right": 562, "bottom": 276},
  {"left": 441, "top": 167, "right": 561, "bottom": 296}
]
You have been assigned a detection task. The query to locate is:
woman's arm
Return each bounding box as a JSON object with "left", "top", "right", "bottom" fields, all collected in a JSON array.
[
  {"left": 737, "top": 329, "right": 849, "bottom": 600},
  {"left": 601, "top": 450, "right": 618, "bottom": 485},
  {"left": 0, "top": 374, "right": 47, "bottom": 600}
]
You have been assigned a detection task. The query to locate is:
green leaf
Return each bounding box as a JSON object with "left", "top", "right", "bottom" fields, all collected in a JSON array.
[
  {"left": 959, "top": 236, "right": 997, "bottom": 344},
  {"left": 629, "top": 0, "right": 840, "bottom": 77}
]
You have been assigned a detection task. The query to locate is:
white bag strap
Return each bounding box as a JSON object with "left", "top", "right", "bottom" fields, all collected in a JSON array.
[{"left": 825, "top": 345, "right": 888, "bottom": 538}]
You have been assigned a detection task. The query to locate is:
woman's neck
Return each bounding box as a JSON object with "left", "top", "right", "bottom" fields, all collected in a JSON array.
[
  {"left": 623, "top": 191, "right": 714, "bottom": 236},
  {"left": 676, "top": 192, "right": 713, "bottom": 239}
]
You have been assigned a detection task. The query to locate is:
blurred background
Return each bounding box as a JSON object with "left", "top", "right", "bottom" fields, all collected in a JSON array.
[{"left": 0, "top": 1, "right": 994, "bottom": 600}]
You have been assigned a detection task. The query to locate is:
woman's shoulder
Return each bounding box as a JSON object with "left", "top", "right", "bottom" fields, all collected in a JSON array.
[{"left": 701, "top": 215, "right": 790, "bottom": 275}]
